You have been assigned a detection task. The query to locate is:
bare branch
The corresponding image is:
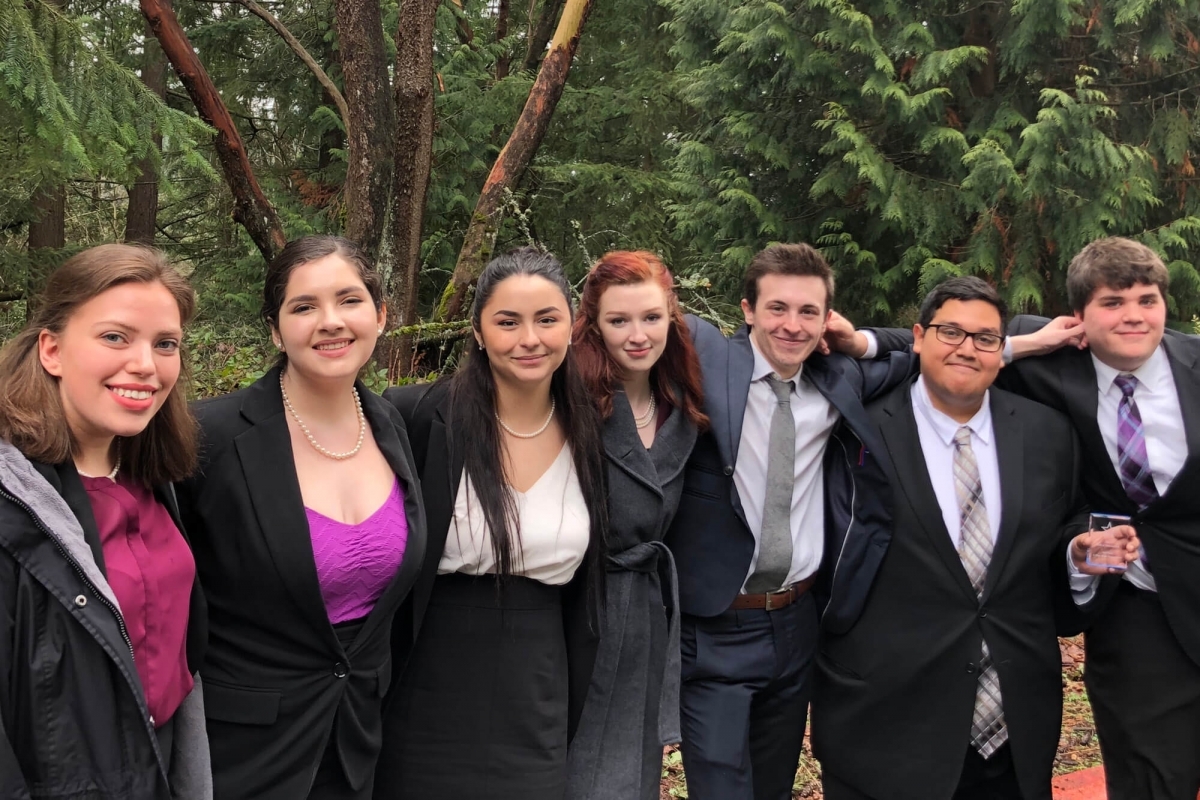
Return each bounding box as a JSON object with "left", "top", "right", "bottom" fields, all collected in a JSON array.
[{"left": 233, "top": 0, "right": 351, "bottom": 135}]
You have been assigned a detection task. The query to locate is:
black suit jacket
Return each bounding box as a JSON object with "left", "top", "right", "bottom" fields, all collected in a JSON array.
[
  {"left": 383, "top": 379, "right": 599, "bottom": 740},
  {"left": 1002, "top": 316, "right": 1200, "bottom": 666},
  {"left": 177, "top": 367, "right": 427, "bottom": 799},
  {"left": 811, "top": 381, "right": 1090, "bottom": 800},
  {"left": 666, "top": 316, "right": 917, "bottom": 617}
]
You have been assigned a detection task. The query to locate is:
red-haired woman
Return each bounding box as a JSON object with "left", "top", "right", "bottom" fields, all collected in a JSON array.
[{"left": 566, "top": 250, "right": 707, "bottom": 800}]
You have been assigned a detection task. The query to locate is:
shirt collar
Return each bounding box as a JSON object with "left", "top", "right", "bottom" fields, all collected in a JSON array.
[
  {"left": 1091, "top": 343, "right": 1168, "bottom": 396},
  {"left": 912, "top": 376, "right": 993, "bottom": 446},
  {"left": 748, "top": 334, "right": 803, "bottom": 386}
]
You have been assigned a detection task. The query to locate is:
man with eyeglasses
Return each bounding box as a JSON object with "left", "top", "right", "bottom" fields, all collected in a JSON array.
[{"left": 811, "top": 276, "right": 1137, "bottom": 800}]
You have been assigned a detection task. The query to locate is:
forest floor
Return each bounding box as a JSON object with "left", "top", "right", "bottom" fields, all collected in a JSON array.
[{"left": 659, "top": 636, "right": 1098, "bottom": 799}]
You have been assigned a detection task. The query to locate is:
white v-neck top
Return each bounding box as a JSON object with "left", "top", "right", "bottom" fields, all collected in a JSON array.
[{"left": 437, "top": 444, "right": 590, "bottom": 585}]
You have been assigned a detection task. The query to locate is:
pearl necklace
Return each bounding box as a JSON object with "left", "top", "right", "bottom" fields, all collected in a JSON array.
[
  {"left": 280, "top": 373, "right": 366, "bottom": 460},
  {"left": 496, "top": 398, "right": 556, "bottom": 439},
  {"left": 76, "top": 453, "right": 121, "bottom": 481},
  {"left": 633, "top": 392, "right": 657, "bottom": 429}
]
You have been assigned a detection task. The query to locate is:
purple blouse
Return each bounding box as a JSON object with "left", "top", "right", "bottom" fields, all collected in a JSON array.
[
  {"left": 306, "top": 478, "right": 409, "bottom": 625},
  {"left": 82, "top": 476, "right": 195, "bottom": 728}
]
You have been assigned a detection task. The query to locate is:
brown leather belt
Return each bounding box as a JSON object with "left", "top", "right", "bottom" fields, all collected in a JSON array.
[{"left": 729, "top": 575, "right": 817, "bottom": 611}]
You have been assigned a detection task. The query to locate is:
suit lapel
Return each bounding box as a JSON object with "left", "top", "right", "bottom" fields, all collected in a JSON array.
[
  {"left": 1164, "top": 335, "right": 1200, "bottom": 462},
  {"left": 604, "top": 393, "right": 662, "bottom": 497},
  {"left": 982, "top": 393, "right": 1022, "bottom": 602},
  {"left": 726, "top": 328, "right": 754, "bottom": 466},
  {"left": 350, "top": 390, "right": 429, "bottom": 649},
  {"left": 649, "top": 394, "right": 699, "bottom": 487},
  {"left": 234, "top": 372, "right": 334, "bottom": 647},
  {"left": 879, "top": 386, "right": 979, "bottom": 602},
  {"left": 1060, "top": 352, "right": 1127, "bottom": 501}
]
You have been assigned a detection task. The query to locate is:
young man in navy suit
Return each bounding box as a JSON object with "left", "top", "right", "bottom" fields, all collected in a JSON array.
[{"left": 665, "top": 244, "right": 914, "bottom": 800}]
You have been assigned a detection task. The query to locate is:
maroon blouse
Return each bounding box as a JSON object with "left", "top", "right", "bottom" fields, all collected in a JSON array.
[{"left": 82, "top": 475, "right": 195, "bottom": 728}]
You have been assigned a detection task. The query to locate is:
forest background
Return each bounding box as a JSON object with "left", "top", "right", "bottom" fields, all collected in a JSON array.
[{"left": 5, "top": 0, "right": 1200, "bottom": 395}]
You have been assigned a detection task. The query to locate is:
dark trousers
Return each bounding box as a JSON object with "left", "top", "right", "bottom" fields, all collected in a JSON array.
[
  {"left": 679, "top": 592, "right": 816, "bottom": 800},
  {"left": 1086, "top": 583, "right": 1200, "bottom": 800},
  {"left": 823, "top": 744, "right": 1020, "bottom": 800}
]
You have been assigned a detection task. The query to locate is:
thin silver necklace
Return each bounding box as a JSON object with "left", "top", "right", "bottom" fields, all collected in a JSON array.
[
  {"left": 632, "top": 392, "right": 657, "bottom": 429},
  {"left": 77, "top": 453, "right": 121, "bottom": 481},
  {"left": 496, "top": 398, "right": 556, "bottom": 439},
  {"left": 280, "top": 373, "right": 366, "bottom": 460}
]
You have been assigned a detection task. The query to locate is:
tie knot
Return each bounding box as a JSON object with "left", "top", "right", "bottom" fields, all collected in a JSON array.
[
  {"left": 766, "top": 374, "right": 793, "bottom": 403},
  {"left": 954, "top": 426, "right": 973, "bottom": 448},
  {"left": 1115, "top": 374, "right": 1138, "bottom": 398}
]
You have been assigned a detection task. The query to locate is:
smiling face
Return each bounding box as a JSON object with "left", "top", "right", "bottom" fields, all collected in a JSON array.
[
  {"left": 38, "top": 281, "right": 183, "bottom": 452},
  {"left": 741, "top": 273, "right": 830, "bottom": 379},
  {"left": 913, "top": 299, "right": 1004, "bottom": 420},
  {"left": 596, "top": 281, "right": 670, "bottom": 379},
  {"left": 476, "top": 274, "right": 572, "bottom": 389},
  {"left": 1077, "top": 282, "right": 1166, "bottom": 372},
  {"left": 272, "top": 253, "right": 385, "bottom": 383}
]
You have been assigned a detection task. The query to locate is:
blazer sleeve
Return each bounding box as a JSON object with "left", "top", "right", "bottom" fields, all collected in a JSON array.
[{"left": 866, "top": 326, "right": 914, "bottom": 354}]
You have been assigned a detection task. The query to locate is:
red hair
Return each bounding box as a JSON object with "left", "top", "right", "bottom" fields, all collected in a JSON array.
[{"left": 573, "top": 251, "right": 708, "bottom": 429}]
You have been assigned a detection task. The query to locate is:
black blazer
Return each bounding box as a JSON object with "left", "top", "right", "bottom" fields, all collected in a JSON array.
[
  {"left": 1003, "top": 316, "right": 1200, "bottom": 665},
  {"left": 177, "top": 367, "right": 427, "bottom": 800},
  {"left": 383, "top": 379, "right": 599, "bottom": 739},
  {"left": 811, "top": 381, "right": 1090, "bottom": 800},
  {"left": 665, "top": 316, "right": 917, "bottom": 617}
]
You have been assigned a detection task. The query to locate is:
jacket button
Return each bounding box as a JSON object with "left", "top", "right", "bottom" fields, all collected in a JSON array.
[
  {"left": 978, "top": 608, "right": 987, "bottom": 619},
  {"left": 723, "top": 465, "right": 734, "bottom": 476},
  {"left": 74, "top": 595, "right": 87, "bottom": 607},
  {"left": 333, "top": 662, "right": 348, "bottom": 678},
  {"left": 966, "top": 663, "right": 976, "bottom": 674}
]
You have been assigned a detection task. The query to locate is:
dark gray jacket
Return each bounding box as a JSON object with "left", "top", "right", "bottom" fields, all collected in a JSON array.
[{"left": 0, "top": 439, "right": 211, "bottom": 799}]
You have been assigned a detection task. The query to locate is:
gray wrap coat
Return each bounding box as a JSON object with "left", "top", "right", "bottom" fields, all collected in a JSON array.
[{"left": 565, "top": 391, "right": 698, "bottom": 800}]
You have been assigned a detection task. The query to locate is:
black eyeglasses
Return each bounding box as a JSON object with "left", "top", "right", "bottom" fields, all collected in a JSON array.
[{"left": 924, "top": 324, "right": 1005, "bottom": 353}]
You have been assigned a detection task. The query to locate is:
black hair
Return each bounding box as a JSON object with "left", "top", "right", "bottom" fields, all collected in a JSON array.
[
  {"left": 451, "top": 246, "right": 608, "bottom": 624},
  {"left": 918, "top": 276, "right": 1007, "bottom": 329}
]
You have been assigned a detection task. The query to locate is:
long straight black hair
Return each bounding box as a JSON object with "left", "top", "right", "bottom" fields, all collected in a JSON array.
[{"left": 450, "top": 247, "right": 608, "bottom": 621}]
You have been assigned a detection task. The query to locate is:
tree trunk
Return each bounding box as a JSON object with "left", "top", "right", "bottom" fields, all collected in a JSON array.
[
  {"left": 125, "top": 29, "right": 167, "bottom": 245},
  {"left": 496, "top": 0, "right": 512, "bottom": 80},
  {"left": 140, "top": 0, "right": 286, "bottom": 262},
  {"left": 27, "top": 183, "right": 66, "bottom": 319},
  {"left": 521, "top": 0, "right": 564, "bottom": 73},
  {"left": 387, "top": 0, "right": 440, "bottom": 376},
  {"left": 440, "top": 0, "right": 593, "bottom": 321},
  {"left": 333, "top": 0, "right": 395, "bottom": 260}
]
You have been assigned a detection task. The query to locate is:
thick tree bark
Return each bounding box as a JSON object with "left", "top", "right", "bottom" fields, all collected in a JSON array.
[
  {"left": 27, "top": 183, "right": 66, "bottom": 319},
  {"left": 333, "top": 0, "right": 395, "bottom": 260},
  {"left": 388, "top": 0, "right": 440, "bottom": 376},
  {"left": 440, "top": 0, "right": 593, "bottom": 321},
  {"left": 125, "top": 30, "right": 167, "bottom": 245},
  {"left": 522, "top": 0, "right": 565, "bottom": 73},
  {"left": 140, "top": 0, "right": 286, "bottom": 262},
  {"left": 495, "top": 0, "right": 512, "bottom": 80}
]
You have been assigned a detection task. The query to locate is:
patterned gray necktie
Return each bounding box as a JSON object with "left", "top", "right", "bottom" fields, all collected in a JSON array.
[
  {"left": 953, "top": 426, "right": 1008, "bottom": 758},
  {"left": 745, "top": 375, "right": 795, "bottom": 593}
]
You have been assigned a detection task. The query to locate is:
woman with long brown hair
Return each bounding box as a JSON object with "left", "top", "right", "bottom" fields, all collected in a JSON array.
[
  {"left": 0, "top": 244, "right": 209, "bottom": 799},
  {"left": 176, "top": 235, "right": 426, "bottom": 800},
  {"left": 565, "top": 250, "right": 707, "bottom": 800},
  {"left": 375, "top": 247, "right": 609, "bottom": 800}
]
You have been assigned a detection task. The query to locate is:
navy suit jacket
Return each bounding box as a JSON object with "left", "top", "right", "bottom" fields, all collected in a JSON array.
[{"left": 664, "top": 316, "right": 916, "bottom": 617}]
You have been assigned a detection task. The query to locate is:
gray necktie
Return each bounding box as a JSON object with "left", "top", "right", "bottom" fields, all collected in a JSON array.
[
  {"left": 746, "top": 375, "right": 795, "bottom": 593},
  {"left": 953, "top": 426, "right": 1008, "bottom": 758}
]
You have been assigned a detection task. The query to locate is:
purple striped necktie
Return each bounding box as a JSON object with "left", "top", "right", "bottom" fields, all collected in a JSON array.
[{"left": 1115, "top": 374, "right": 1159, "bottom": 509}]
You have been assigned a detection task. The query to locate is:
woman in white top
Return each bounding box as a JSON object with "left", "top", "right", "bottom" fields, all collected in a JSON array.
[{"left": 375, "top": 247, "right": 609, "bottom": 800}]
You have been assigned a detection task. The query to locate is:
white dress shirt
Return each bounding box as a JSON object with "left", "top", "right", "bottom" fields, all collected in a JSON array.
[
  {"left": 1070, "top": 345, "right": 1187, "bottom": 599},
  {"left": 736, "top": 338, "right": 840, "bottom": 590},
  {"left": 911, "top": 378, "right": 1003, "bottom": 548}
]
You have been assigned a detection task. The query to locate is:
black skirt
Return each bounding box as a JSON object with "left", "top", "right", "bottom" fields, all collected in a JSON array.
[{"left": 376, "top": 572, "right": 570, "bottom": 800}]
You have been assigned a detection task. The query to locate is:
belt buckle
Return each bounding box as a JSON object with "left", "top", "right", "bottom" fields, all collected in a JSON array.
[{"left": 764, "top": 586, "right": 791, "bottom": 611}]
